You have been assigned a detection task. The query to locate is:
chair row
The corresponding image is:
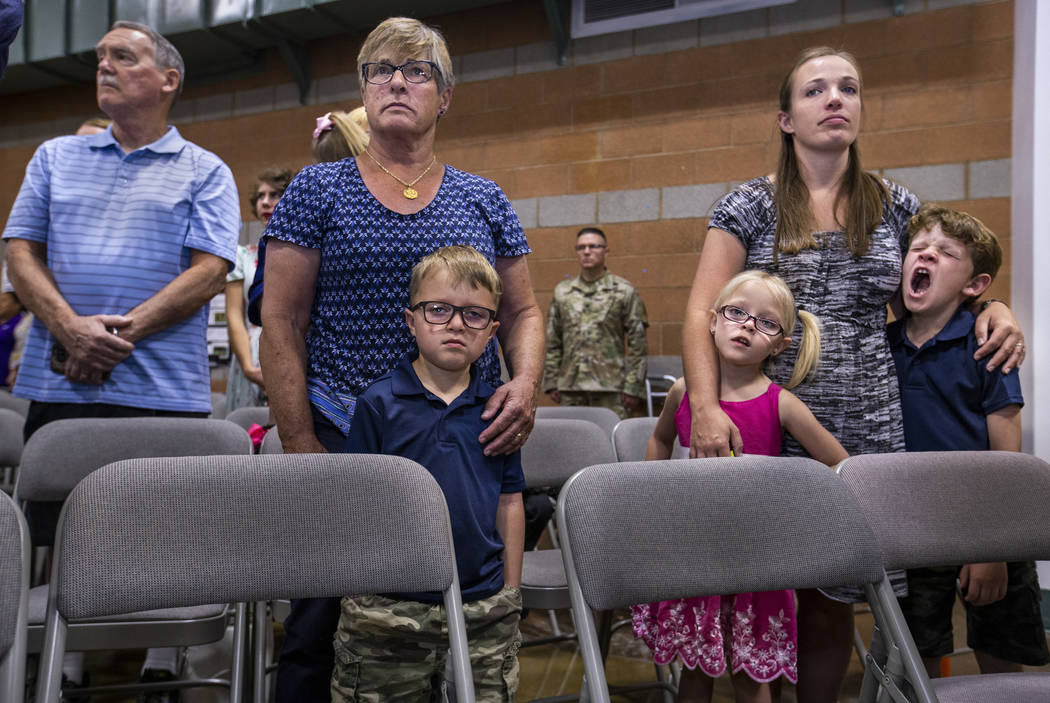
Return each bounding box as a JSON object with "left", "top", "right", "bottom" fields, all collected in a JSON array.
[
  {"left": 1, "top": 451, "right": 475, "bottom": 703},
  {"left": 558, "top": 450, "right": 1050, "bottom": 703}
]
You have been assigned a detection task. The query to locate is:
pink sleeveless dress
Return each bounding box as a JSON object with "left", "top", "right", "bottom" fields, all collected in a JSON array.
[{"left": 631, "top": 384, "right": 798, "bottom": 683}]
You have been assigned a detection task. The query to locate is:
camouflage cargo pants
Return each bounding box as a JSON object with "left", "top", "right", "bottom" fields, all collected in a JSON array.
[
  {"left": 558, "top": 390, "right": 628, "bottom": 419},
  {"left": 331, "top": 585, "right": 522, "bottom": 703}
]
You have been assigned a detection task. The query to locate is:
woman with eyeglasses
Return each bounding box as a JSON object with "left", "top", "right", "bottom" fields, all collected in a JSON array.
[
  {"left": 260, "top": 17, "right": 543, "bottom": 702},
  {"left": 680, "top": 47, "right": 1025, "bottom": 703}
]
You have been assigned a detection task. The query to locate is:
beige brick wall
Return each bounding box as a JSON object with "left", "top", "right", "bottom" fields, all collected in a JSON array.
[{"left": 0, "top": 0, "right": 1015, "bottom": 362}]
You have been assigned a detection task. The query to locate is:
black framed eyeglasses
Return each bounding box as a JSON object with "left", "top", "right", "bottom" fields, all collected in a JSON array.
[
  {"left": 361, "top": 61, "right": 439, "bottom": 85},
  {"left": 410, "top": 301, "right": 496, "bottom": 330},
  {"left": 719, "top": 305, "right": 784, "bottom": 336}
]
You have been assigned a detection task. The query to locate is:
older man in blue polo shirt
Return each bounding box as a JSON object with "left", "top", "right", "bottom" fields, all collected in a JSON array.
[{"left": 2, "top": 21, "right": 238, "bottom": 698}]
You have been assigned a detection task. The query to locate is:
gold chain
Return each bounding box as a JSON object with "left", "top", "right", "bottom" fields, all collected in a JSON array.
[{"left": 364, "top": 150, "right": 437, "bottom": 200}]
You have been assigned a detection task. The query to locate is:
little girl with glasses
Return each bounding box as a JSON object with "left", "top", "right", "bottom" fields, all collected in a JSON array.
[{"left": 633, "top": 270, "right": 847, "bottom": 703}]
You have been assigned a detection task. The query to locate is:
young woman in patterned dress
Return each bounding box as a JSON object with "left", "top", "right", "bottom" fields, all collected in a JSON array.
[{"left": 680, "top": 47, "right": 1026, "bottom": 702}]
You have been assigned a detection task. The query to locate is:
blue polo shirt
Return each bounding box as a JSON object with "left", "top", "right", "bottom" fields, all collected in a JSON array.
[
  {"left": 2, "top": 126, "right": 239, "bottom": 412},
  {"left": 345, "top": 354, "right": 526, "bottom": 603},
  {"left": 888, "top": 306, "right": 1023, "bottom": 451}
]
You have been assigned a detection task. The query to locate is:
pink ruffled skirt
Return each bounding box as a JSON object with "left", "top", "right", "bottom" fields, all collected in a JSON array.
[{"left": 632, "top": 591, "right": 797, "bottom": 683}]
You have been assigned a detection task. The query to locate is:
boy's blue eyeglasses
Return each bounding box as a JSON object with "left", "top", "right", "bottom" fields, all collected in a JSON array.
[
  {"left": 719, "top": 305, "right": 784, "bottom": 336},
  {"left": 410, "top": 301, "right": 496, "bottom": 330}
]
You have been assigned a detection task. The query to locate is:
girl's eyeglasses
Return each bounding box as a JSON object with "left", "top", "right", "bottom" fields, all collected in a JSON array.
[{"left": 719, "top": 305, "right": 784, "bottom": 336}]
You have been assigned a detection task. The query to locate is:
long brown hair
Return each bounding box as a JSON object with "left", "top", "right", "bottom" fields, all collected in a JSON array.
[{"left": 774, "top": 47, "right": 888, "bottom": 259}]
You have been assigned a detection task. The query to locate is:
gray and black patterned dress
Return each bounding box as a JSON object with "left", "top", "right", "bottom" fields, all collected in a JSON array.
[{"left": 709, "top": 176, "right": 920, "bottom": 458}]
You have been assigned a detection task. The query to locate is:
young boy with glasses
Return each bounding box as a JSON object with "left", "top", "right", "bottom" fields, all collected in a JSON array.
[
  {"left": 334, "top": 245, "right": 525, "bottom": 702},
  {"left": 888, "top": 204, "right": 1048, "bottom": 677}
]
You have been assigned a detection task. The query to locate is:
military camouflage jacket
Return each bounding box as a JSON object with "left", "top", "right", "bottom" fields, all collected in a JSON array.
[{"left": 543, "top": 271, "right": 648, "bottom": 397}]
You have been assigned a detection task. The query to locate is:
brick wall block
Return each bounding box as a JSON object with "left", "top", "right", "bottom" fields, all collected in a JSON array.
[
  {"left": 662, "top": 183, "right": 729, "bottom": 220},
  {"left": 769, "top": 0, "right": 842, "bottom": 37},
  {"left": 569, "top": 160, "right": 632, "bottom": 194},
  {"left": 884, "top": 164, "right": 965, "bottom": 202},
  {"left": 233, "top": 86, "right": 276, "bottom": 118},
  {"left": 510, "top": 197, "right": 538, "bottom": 230},
  {"left": 316, "top": 73, "right": 358, "bottom": 105},
  {"left": 538, "top": 194, "right": 597, "bottom": 227},
  {"left": 627, "top": 219, "right": 703, "bottom": 255},
  {"left": 599, "top": 188, "right": 659, "bottom": 223},
  {"left": 512, "top": 164, "right": 569, "bottom": 199},
  {"left": 699, "top": 9, "right": 767, "bottom": 48},
  {"left": 168, "top": 99, "right": 194, "bottom": 125},
  {"left": 273, "top": 83, "right": 304, "bottom": 112},
  {"left": 516, "top": 42, "right": 562, "bottom": 75},
  {"left": 461, "top": 48, "right": 516, "bottom": 84},
  {"left": 195, "top": 93, "right": 234, "bottom": 122},
  {"left": 635, "top": 21, "right": 699, "bottom": 57},
  {"left": 968, "top": 159, "right": 1011, "bottom": 200},
  {"left": 573, "top": 31, "right": 634, "bottom": 66},
  {"left": 633, "top": 153, "right": 696, "bottom": 188}
]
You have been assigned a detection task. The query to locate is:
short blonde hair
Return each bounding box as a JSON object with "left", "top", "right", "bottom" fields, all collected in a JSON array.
[
  {"left": 312, "top": 108, "right": 370, "bottom": 163},
  {"left": 713, "top": 270, "right": 821, "bottom": 389},
  {"left": 357, "top": 17, "right": 455, "bottom": 92},
  {"left": 409, "top": 246, "right": 502, "bottom": 308}
]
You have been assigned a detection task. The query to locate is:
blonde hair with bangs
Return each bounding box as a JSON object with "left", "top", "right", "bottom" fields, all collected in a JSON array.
[
  {"left": 713, "top": 270, "right": 821, "bottom": 389},
  {"left": 409, "top": 246, "right": 502, "bottom": 308},
  {"left": 357, "top": 17, "right": 455, "bottom": 92}
]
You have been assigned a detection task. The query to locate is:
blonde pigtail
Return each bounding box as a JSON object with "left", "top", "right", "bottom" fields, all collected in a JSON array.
[{"left": 784, "top": 309, "right": 821, "bottom": 389}]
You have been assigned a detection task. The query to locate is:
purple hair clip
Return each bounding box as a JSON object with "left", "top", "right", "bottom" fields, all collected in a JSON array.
[{"left": 313, "top": 112, "right": 334, "bottom": 140}]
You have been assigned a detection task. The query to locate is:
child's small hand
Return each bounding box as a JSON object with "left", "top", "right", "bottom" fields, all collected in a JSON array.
[{"left": 959, "top": 562, "right": 1008, "bottom": 607}]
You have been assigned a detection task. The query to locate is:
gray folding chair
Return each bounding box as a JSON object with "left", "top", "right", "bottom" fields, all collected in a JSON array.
[
  {"left": 838, "top": 451, "right": 1050, "bottom": 703},
  {"left": 35, "top": 453, "right": 475, "bottom": 703},
  {"left": 535, "top": 406, "right": 621, "bottom": 439},
  {"left": 643, "top": 356, "right": 681, "bottom": 417},
  {"left": 225, "top": 405, "right": 271, "bottom": 431},
  {"left": 13, "top": 417, "right": 252, "bottom": 700},
  {"left": 520, "top": 419, "right": 615, "bottom": 615},
  {"left": 0, "top": 490, "right": 29, "bottom": 703},
  {"left": 259, "top": 426, "right": 284, "bottom": 454},
  {"left": 0, "top": 390, "right": 30, "bottom": 417},
  {"left": 611, "top": 417, "right": 658, "bottom": 462},
  {"left": 558, "top": 456, "right": 886, "bottom": 703},
  {"left": 0, "top": 407, "right": 25, "bottom": 493}
]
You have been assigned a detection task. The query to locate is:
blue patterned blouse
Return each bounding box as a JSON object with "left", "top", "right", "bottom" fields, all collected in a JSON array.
[{"left": 263, "top": 157, "right": 530, "bottom": 432}]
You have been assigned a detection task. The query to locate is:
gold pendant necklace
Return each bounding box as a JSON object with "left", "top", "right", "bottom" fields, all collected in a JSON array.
[{"left": 365, "top": 150, "right": 437, "bottom": 200}]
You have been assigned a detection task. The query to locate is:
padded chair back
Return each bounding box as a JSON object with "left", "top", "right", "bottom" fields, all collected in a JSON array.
[
  {"left": 558, "top": 457, "right": 883, "bottom": 703},
  {"left": 560, "top": 457, "right": 883, "bottom": 610},
  {"left": 646, "top": 356, "right": 682, "bottom": 379},
  {"left": 837, "top": 451, "right": 1050, "bottom": 570},
  {"left": 520, "top": 419, "right": 614, "bottom": 489},
  {"left": 15, "top": 417, "right": 252, "bottom": 502},
  {"left": 535, "top": 406, "right": 620, "bottom": 439},
  {"left": 0, "top": 408, "right": 24, "bottom": 467},
  {"left": 611, "top": 417, "right": 658, "bottom": 462},
  {"left": 259, "top": 426, "right": 284, "bottom": 454},
  {"left": 0, "top": 391, "right": 29, "bottom": 417},
  {"left": 40, "top": 454, "right": 475, "bottom": 700},
  {"left": 225, "top": 406, "right": 270, "bottom": 431},
  {"left": 0, "top": 490, "right": 29, "bottom": 701}
]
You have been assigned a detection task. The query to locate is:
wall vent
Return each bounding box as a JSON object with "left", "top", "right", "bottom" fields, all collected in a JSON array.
[{"left": 572, "top": 0, "right": 794, "bottom": 39}]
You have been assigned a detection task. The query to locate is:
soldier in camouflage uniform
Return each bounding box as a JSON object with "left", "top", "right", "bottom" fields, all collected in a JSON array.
[{"left": 543, "top": 227, "right": 648, "bottom": 419}]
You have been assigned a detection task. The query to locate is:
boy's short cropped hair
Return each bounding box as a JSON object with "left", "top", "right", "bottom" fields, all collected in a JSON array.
[
  {"left": 908, "top": 204, "right": 1002, "bottom": 281},
  {"left": 409, "top": 245, "right": 503, "bottom": 308}
]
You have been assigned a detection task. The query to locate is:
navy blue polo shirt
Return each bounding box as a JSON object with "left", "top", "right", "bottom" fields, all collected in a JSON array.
[
  {"left": 888, "top": 307, "right": 1023, "bottom": 452},
  {"left": 345, "top": 354, "right": 526, "bottom": 603}
]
